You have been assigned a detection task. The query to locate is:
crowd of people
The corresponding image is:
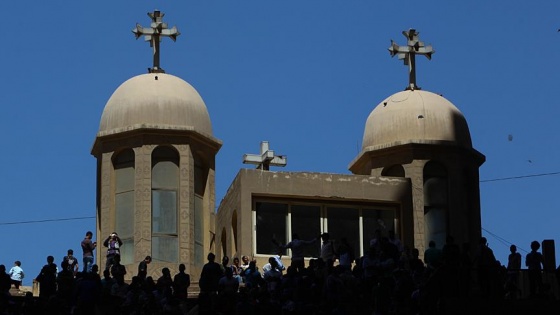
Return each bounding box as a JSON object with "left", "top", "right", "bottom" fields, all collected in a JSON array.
[{"left": 0, "top": 229, "right": 558, "bottom": 314}]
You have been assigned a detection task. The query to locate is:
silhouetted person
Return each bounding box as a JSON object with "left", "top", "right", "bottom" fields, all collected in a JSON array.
[
  {"left": 36, "top": 255, "right": 58, "bottom": 299},
  {"left": 424, "top": 240, "right": 442, "bottom": 273},
  {"left": 137, "top": 255, "right": 151, "bottom": 280},
  {"left": 0, "top": 265, "right": 11, "bottom": 294},
  {"left": 475, "top": 237, "right": 496, "bottom": 296},
  {"left": 336, "top": 237, "right": 355, "bottom": 271},
  {"left": 320, "top": 232, "right": 336, "bottom": 271},
  {"left": 199, "top": 253, "right": 223, "bottom": 314},
  {"left": 199, "top": 252, "right": 223, "bottom": 293},
  {"left": 217, "top": 267, "right": 239, "bottom": 314},
  {"left": 156, "top": 267, "right": 174, "bottom": 298},
  {"left": 173, "top": 263, "right": 191, "bottom": 301},
  {"left": 506, "top": 244, "right": 521, "bottom": 299},
  {"left": 74, "top": 264, "right": 103, "bottom": 315},
  {"left": 57, "top": 260, "right": 76, "bottom": 311},
  {"left": 109, "top": 254, "right": 126, "bottom": 285},
  {"left": 526, "top": 240, "right": 544, "bottom": 297},
  {"left": 442, "top": 235, "right": 461, "bottom": 267}
]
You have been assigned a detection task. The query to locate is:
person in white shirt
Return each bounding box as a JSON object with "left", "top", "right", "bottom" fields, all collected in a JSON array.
[{"left": 9, "top": 261, "right": 24, "bottom": 291}]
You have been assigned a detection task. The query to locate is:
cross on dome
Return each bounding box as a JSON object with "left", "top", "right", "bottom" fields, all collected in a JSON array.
[
  {"left": 132, "top": 10, "right": 180, "bottom": 73},
  {"left": 388, "top": 29, "right": 434, "bottom": 91}
]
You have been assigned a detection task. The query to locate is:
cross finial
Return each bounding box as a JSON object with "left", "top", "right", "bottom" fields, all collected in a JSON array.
[
  {"left": 243, "top": 141, "right": 287, "bottom": 171},
  {"left": 388, "top": 29, "right": 434, "bottom": 90},
  {"left": 132, "top": 10, "right": 180, "bottom": 73}
]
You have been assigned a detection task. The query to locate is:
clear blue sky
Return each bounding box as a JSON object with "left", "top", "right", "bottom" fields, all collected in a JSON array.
[{"left": 1, "top": 1, "right": 559, "bottom": 285}]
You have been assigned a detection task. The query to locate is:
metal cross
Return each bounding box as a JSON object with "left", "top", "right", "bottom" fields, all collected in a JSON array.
[
  {"left": 132, "top": 10, "right": 180, "bottom": 73},
  {"left": 388, "top": 29, "right": 434, "bottom": 90},
  {"left": 243, "top": 141, "right": 287, "bottom": 171}
]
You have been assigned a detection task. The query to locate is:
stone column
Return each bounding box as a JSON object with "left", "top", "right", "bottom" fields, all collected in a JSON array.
[
  {"left": 178, "top": 144, "right": 194, "bottom": 271},
  {"left": 405, "top": 160, "right": 427, "bottom": 255},
  {"left": 134, "top": 145, "right": 154, "bottom": 262},
  {"left": 98, "top": 152, "right": 114, "bottom": 268}
]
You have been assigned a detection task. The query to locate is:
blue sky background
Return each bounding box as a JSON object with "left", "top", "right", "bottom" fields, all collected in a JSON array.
[{"left": 1, "top": 1, "right": 559, "bottom": 285}]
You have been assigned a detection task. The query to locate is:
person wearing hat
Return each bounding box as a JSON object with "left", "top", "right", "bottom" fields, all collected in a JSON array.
[{"left": 103, "top": 232, "right": 123, "bottom": 271}]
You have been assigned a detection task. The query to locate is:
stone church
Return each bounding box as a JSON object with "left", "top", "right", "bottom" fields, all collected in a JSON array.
[{"left": 91, "top": 12, "right": 485, "bottom": 278}]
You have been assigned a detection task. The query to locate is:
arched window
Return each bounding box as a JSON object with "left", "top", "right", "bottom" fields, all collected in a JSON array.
[
  {"left": 152, "top": 146, "right": 179, "bottom": 263},
  {"left": 423, "top": 161, "right": 448, "bottom": 249},
  {"left": 113, "top": 149, "right": 135, "bottom": 265},
  {"left": 382, "top": 165, "right": 405, "bottom": 177}
]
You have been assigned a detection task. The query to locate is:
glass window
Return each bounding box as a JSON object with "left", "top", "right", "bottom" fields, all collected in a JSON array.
[
  {"left": 253, "top": 199, "right": 397, "bottom": 259},
  {"left": 119, "top": 239, "right": 134, "bottom": 265},
  {"left": 152, "top": 147, "right": 179, "bottom": 263},
  {"left": 113, "top": 150, "right": 135, "bottom": 265},
  {"left": 152, "top": 236, "right": 178, "bottom": 262},
  {"left": 152, "top": 190, "right": 177, "bottom": 234},
  {"left": 327, "top": 207, "right": 359, "bottom": 257},
  {"left": 256, "top": 202, "right": 287, "bottom": 255},
  {"left": 362, "top": 208, "right": 395, "bottom": 252},
  {"left": 115, "top": 192, "right": 134, "bottom": 240},
  {"left": 153, "top": 161, "right": 179, "bottom": 189},
  {"left": 291, "top": 205, "right": 321, "bottom": 258},
  {"left": 424, "top": 161, "right": 448, "bottom": 249}
]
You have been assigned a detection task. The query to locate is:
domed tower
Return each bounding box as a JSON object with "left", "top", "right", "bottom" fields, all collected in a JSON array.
[
  {"left": 349, "top": 30, "right": 485, "bottom": 253},
  {"left": 91, "top": 11, "right": 222, "bottom": 278}
]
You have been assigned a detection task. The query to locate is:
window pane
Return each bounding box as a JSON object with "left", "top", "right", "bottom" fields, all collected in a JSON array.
[
  {"left": 327, "top": 207, "right": 359, "bottom": 257},
  {"left": 425, "top": 208, "right": 446, "bottom": 249},
  {"left": 194, "top": 165, "right": 205, "bottom": 196},
  {"left": 120, "top": 238, "right": 134, "bottom": 265},
  {"left": 152, "top": 190, "right": 177, "bottom": 234},
  {"left": 152, "top": 236, "right": 178, "bottom": 263},
  {"left": 152, "top": 161, "right": 178, "bottom": 189},
  {"left": 291, "top": 205, "right": 321, "bottom": 258},
  {"left": 115, "top": 167, "right": 135, "bottom": 193},
  {"left": 115, "top": 191, "right": 134, "bottom": 239},
  {"left": 363, "top": 209, "right": 395, "bottom": 252},
  {"left": 256, "top": 202, "right": 287, "bottom": 255}
]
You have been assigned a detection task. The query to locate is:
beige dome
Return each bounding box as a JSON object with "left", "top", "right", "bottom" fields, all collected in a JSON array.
[
  {"left": 362, "top": 90, "right": 472, "bottom": 149},
  {"left": 98, "top": 73, "right": 212, "bottom": 137}
]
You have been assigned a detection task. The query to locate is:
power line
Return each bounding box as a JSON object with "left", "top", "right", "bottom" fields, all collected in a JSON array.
[
  {"left": 480, "top": 171, "right": 560, "bottom": 183},
  {"left": 0, "top": 216, "right": 95, "bottom": 226},
  {"left": 482, "top": 227, "right": 528, "bottom": 254}
]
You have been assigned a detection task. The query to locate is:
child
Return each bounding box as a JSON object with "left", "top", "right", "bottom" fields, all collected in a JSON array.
[{"left": 9, "top": 261, "right": 24, "bottom": 290}]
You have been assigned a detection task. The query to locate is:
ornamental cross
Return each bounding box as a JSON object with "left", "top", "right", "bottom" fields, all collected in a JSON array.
[
  {"left": 388, "top": 29, "right": 434, "bottom": 90},
  {"left": 243, "top": 141, "right": 287, "bottom": 171},
  {"left": 132, "top": 10, "right": 180, "bottom": 73}
]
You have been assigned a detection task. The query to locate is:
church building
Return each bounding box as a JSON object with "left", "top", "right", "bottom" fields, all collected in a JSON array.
[
  {"left": 92, "top": 11, "right": 222, "bottom": 277},
  {"left": 215, "top": 29, "right": 485, "bottom": 268},
  {"left": 91, "top": 12, "right": 485, "bottom": 278}
]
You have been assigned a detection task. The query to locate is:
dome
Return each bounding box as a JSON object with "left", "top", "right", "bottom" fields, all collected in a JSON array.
[
  {"left": 98, "top": 73, "right": 213, "bottom": 137},
  {"left": 362, "top": 90, "right": 472, "bottom": 149}
]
